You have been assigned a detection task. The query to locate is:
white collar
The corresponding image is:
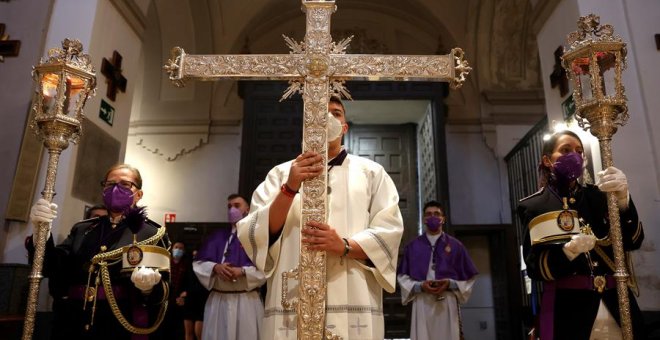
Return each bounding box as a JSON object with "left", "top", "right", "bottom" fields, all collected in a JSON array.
[{"left": 426, "top": 231, "right": 443, "bottom": 245}]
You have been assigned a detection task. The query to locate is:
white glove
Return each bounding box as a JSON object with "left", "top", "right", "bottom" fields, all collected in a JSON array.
[
  {"left": 596, "top": 166, "right": 629, "bottom": 210},
  {"left": 30, "top": 198, "right": 57, "bottom": 232},
  {"left": 563, "top": 233, "right": 596, "bottom": 261},
  {"left": 131, "top": 266, "right": 162, "bottom": 292}
]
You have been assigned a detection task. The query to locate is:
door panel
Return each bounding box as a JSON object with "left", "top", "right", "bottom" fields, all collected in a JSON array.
[
  {"left": 347, "top": 124, "right": 419, "bottom": 249},
  {"left": 239, "top": 82, "right": 303, "bottom": 196}
]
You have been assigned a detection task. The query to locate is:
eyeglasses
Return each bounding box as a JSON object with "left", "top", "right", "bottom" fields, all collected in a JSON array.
[{"left": 101, "top": 180, "right": 139, "bottom": 190}]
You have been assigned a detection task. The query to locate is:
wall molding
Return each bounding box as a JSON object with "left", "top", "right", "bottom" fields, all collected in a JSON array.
[
  {"left": 135, "top": 135, "right": 209, "bottom": 162},
  {"left": 129, "top": 118, "right": 241, "bottom": 161}
]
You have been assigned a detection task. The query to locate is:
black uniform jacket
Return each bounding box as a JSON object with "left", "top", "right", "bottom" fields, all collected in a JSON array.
[{"left": 33, "top": 214, "right": 170, "bottom": 339}]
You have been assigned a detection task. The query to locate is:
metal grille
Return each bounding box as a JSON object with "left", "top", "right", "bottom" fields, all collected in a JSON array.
[
  {"left": 505, "top": 117, "right": 548, "bottom": 246},
  {"left": 504, "top": 116, "right": 547, "bottom": 312},
  {"left": 418, "top": 110, "right": 437, "bottom": 208}
]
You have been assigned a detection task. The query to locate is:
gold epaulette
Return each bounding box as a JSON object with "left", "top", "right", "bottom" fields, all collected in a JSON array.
[{"left": 519, "top": 187, "right": 545, "bottom": 202}]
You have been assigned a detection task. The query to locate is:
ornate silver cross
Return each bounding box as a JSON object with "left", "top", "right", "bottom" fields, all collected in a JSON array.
[{"left": 164, "top": 1, "right": 470, "bottom": 339}]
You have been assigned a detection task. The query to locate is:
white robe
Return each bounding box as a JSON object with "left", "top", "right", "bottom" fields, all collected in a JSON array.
[
  {"left": 398, "top": 234, "right": 476, "bottom": 340},
  {"left": 237, "top": 154, "right": 404, "bottom": 340},
  {"left": 193, "top": 246, "right": 267, "bottom": 340}
]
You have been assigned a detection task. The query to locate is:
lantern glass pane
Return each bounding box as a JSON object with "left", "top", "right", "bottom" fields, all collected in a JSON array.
[
  {"left": 41, "top": 73, "right": 60, "bottom": 114},
  {"left": 578, "top": 74, "right": 593, "bottom": 100},
  {"left": 597, "top": 51, "right": 617, "bottom": 97},
  {"left": 63, "top": 75, "right": 86, "bottom": 116},
  {"left": 572, "top": 57, "right": 592, "bottom": 100}
]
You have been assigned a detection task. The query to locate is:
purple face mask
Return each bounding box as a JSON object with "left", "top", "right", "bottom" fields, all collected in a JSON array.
[
  {"left": 552, "top": 152, "right": 584, "bottom": 183},
  {"left": 103, "top": 184, "right": 135, "bottom": 213},
  {"left": 228, "top": 207, "right": 244, "bottom": 224},
  {"left": 425, "top": 216, "right": 443, "bottom": 232}
]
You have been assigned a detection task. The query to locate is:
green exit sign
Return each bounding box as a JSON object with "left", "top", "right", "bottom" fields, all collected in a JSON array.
[{"left": 99, "top": 99, "right": 114, "bottom": 126}]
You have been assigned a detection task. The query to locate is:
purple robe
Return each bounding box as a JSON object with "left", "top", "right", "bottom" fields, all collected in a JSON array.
[
  {"left": 196, "top": 228, "right": 254, "bottom": 267},
  {"left": 398, "top": 233, "right": 478, "bottom": 281}
]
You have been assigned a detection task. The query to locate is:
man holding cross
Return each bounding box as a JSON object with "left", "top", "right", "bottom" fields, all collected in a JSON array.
[{"left": 237, "top": 96, "right": 404, "bottom": 339}]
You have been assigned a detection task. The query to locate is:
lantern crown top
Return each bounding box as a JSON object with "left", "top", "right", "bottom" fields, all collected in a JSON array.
[
  {"left": 40, "top": 38, "right": 95, "bottom": 73},
  {"left": 561, "top": 14, "right": 629, "bottom": 136},
  {"left": 565, "top": 14, "right": 624, "bottom": 52}
]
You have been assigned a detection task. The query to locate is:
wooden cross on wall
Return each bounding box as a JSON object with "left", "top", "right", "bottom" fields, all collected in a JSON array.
[
  {"left": 101, "top": 50, "right": 127, "bottom": 101},
  {"left": 164, "top": 1, "right": 470, "bottom": 338},
  {"left": 0, "top": 24, "right": 21, "bottom": 62},
  {"left": 550, "top": 46, "right": 569, "bottom": 97}
]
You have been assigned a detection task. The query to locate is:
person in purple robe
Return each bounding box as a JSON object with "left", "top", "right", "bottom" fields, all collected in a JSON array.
[
  {"left": 193, "top": 193, "right": 266, "bottom": 340},
  {"left": 397, "top": 200, "right": 478, "bottom": 340}
]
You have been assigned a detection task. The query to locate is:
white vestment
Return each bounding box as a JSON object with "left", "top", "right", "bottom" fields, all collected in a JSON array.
[
  {"left": 193, "top": 233, "right": 267, "bottom": 340},
  {"left": 398, "top": 234, "right": 476, "bottom": 340},
  {"left": 237, "top": 154, "right": 403, "bottom": 340}
]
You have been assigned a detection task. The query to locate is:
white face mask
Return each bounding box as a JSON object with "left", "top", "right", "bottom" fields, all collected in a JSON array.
[{"left": 327, "top": 113, "right": 343, "bottom": 142}]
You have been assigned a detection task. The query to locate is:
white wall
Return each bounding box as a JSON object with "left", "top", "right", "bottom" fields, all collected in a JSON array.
[
  {"left": 446, "top": 126, "right": 503, "bottom": 225},
  {"left": 462, "top": 235, "right": 496, "bottom": 340},
  {"left": 124, "top": 129, "right": 242, "bottom": 227},
  {"left": 623, "top": 0, "right": 660, "bottom": 192},
  {"left": 537, "top": 0, "right": 579, "bottom": 123},
  {"left": 537, "top": 0, "right": 660, "bottom": 310},
  {"left": 0, "top": 0, "right": 52, "bottom": 261}
]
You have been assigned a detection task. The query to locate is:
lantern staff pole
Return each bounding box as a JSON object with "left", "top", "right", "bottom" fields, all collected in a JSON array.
[
  {"left": 598, "top": 136, "right": 633, "bottom": 340},
  {"left": 22, "top": 148, "right": 63, "bottom": 340},
  {"left": 562, "top": 15, "right": 633, "bottom": 340}
]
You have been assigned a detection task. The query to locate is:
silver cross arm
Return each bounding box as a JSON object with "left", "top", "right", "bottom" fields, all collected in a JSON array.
[
  {"left": 164, "top": 47, "right": 471, "bottom": 90},
  {"left": 331, "top": 54, "right": 453, "bottom": 80},
  {"left": 164, "top": 47, "right": 305, "bottom": 87}
]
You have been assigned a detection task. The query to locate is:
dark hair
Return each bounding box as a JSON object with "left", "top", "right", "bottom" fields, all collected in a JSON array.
[
  {"left": 85, "top": 204, "right": 107, "bottom": 219},
  {"left": 538, "top": 130, "right": 583, "bottom": 188},
  {"left": 329, "top": 95, "right": 345, "bottom": 112},
  {"left": 227, "top": 193, "right": 249, "bottom": 205},
  {"left": 104, "top": 164, "right": 143, "bottom": 189},
  {"left": 423, "top": 200, "right": 444, "bottom": 215}
]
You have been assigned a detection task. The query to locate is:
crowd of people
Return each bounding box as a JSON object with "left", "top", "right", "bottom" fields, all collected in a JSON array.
[{"left": 26, "top": 97, "right": 647, "bottom": 340}]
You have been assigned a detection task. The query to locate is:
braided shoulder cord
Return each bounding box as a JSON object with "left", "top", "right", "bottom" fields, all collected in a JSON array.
[
  {"left": 85, "top": 226, "right": 169, "bottom": 334},
  {"left": 99, "top": 262, "right": 169, "bottom": 334}
]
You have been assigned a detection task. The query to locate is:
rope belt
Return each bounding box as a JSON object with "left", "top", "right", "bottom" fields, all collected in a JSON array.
[
  {"left": 212, "top": 288, "right": 259, "bottom": 294},
  {"left": 555, "top": 274, "right": 616, "bottom": 291}
]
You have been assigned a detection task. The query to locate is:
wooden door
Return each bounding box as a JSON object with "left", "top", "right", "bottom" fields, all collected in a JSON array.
[
  {"left": 238, "top": 82, "right": 303, "bottom": 196},
  {"left": 347, "top": 124, "right": 419, "bottom": 248}
]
